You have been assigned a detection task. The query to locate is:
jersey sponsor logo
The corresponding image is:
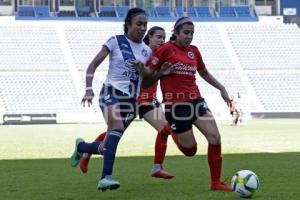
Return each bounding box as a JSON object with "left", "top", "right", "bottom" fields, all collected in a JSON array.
[
  {"left": 187, "top": 51, "right": 195, "bottom": 59},
  {"left": 122, "top": 71, "right": 139, "bottom": 80},
  {"left": 172, "top": 62, "right": 197, "bottom": 76},
  {"left": 125, "top": 58, "right": 135, "bottom": 67},
  {"left": 142, "top": 49, "right": 148, "bottom": 57}
]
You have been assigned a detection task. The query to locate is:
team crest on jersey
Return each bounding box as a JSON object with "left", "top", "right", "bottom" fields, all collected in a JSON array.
[
  {"left": 151, "top": 57, "right": 159, "bottom": 65},
  {"left": 142, "top": 49, "right": 148, "bottom": 57},
  {"left": 187, "top": 51, "right": 195, "bottom": 59}
]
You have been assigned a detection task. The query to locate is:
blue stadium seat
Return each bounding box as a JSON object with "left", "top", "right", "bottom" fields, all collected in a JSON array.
[
  {"left": 99, "top": 6, "right": 117, "bottom": 17},
  {"left": 56, "top": 10, "right": 76, "bottom": 17},
  {"left": 76, "top": 6, "right": 91, "bottom": 17},
  {"left": 233, "top": 6, "right": 251, "bottom": 17},
  {"left": 34, "top": 6, "right": 50, "bottom": 17},
  {"left": 115, "top": 6, "right": 129, "bottom": 18},
  {"left": 18, "top": 5, "right": 35, "bottom": 17},
  {"left": 187, "top": 6, "right": 197, "bottom": 17},
  {"left": 194, "top": 6, "right": 213, "bottom": 17},
  {"left": 147, "top": 6, "right": 157, "bottom": 17},
  {"left": 219, "top": 7, "right": 236, "bottom": 17},
  {"left": 155, "top": 6, "right": 172, "bottom": 17},
  {"left": 175, "top": 6, "right": 184, "bottom": 17}
]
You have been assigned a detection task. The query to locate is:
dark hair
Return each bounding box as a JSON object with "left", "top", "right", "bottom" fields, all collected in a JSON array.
[
  {"left": 123, "top": 7, "right": 147, "bottom": 34},
  {"left": 143, "top": 26, "right": 165, "bottom": 45},
  {"left": 170, "top": 17, "right": 194, "bottom": 41}
]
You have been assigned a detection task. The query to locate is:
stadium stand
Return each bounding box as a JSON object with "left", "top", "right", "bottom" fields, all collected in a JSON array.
[
  {"left": 196, "top": 70, "right": 246, "bottom": 95},
  {"left": 0, "top": 72, "right": 84, "bottom": 114},
  {"left": 219, "top": 6, "right": 236, "bottom": 17},
  {"left": 1, "top": 16, "right": 300, "bottom": 123},
  {"left": 247, "top": 70, "right": 300, "bottom": 111},
  {"left": 56, "top": 10, "right": 76, "bottom": 17},
  {"left": 115, "top": 6, "right": 129, "bottom": 18},
  {"left": 147, "top": 6, "right": 157, "bottom": 17},
  {"left": 226, "top": 24, "right": 300, "bottom": 69},
  {"left": 194, "top": 6, "right": 213, "bottom": 17},
  {"left": 193, "top": 24, "right": 234, "bottom": 69},
  {"left": 233, "top": 6, "right": 252, "bottom": 17},
  {"left": 34, "top": 6, "right": 51, "bottom": 17},
  {"left": 187, "top": 6, "right": 197, "bottom": 17},
  {"left": 98, "top": 6, "right": 117, "bottom": 17},
  {"left": 175, "top": 6, "right": 184, "bottom": 17},
  {"left": 155, "top": 6, "right": 172, "bottom": 17},
  {"left": 76, "top": 5, "right": 91, "bottom": 17},
  {"left": 0, "top": 26, "right": 67, "bottom": 71},
  {"left": 17, "top": 5, "right": 35, "bottom": 17}
]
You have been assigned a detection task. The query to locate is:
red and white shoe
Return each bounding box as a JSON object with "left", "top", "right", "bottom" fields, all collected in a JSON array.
[
  {"left": 151, "top": 169, "right": 174, "bottom": 179},
  {"left": 79, "top": 153, "right": 91, "bottom": 173},
  {"left": 211, "top": 181, "right": 233, "bottom": 191}
]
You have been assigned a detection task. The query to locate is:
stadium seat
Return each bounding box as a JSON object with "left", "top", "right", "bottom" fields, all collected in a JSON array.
[
  {"left": 0, "top": 26, "right": 67, "bottom": 71},
  {"left": 194, "top": 6, "right": 213, "bottom": 17},
  {"left": 155, "top": 6, "right": 172, "bottom": 17},
  {"left": 18, "top": 5, "right": 35, "bottom": 17},
  {"left": 56, "top": 10, "right": 76, "bottom": 17},
  {"left": 233, "top": 6, "right": 252, "bottom": 17},
  {"left": 226, "top": 24, "right": 300, "bottom": 70},
  {"left": 219, "top": 6, "right": 236, "bottom": 17},
  {"left": 175, "top": 6, "right": 184, "bottom": 17},
  {"left": 34, "top": 6, "right": 50, "bottom": 17},
  {"left": 187, "top": 6, "right": 197, "bottom": 17},
  {"left": 115, "top": 6, "right": 129, "bottom": 18},
  {"left": 98, "top": 6, "right": 117, "bottom": 17},
  {"left": 76, "top": 6, "right": 91, "bottom": 17},
  {"left": 147, "top": 6, "right": 157, "bottom": 17}
]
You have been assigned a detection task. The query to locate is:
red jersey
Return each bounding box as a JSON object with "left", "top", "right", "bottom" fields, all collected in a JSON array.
[
  {"left": 137, "top": 82, "right": 158, "bottom": 104},
  {"left": 147, "top": 41, "right": 206, "bottom": 103}
]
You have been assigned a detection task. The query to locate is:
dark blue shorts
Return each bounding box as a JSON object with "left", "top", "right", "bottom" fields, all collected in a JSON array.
[
  {"left": 138, "top": 98, "right": 161, "bottom": 118},
  {"left": 99, "top": 84, "right": 137, "bottom": 129},
  {"left": 165, "top": 97, "right": 210, "bottom": 134}
]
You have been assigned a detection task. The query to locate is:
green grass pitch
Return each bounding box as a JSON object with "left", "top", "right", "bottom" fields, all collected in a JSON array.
[{"left": 0, "top": 119, "right": 299, "bottom": 200}]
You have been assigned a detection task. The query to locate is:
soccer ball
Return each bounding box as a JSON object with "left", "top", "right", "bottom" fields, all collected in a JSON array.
[{"left": 231, "top": 170, "right": 260, "bottom": 198}]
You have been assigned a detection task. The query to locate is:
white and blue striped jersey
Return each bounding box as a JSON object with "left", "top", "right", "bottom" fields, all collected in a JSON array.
[{"left": 103, "top": 35, "right": 152, "bottom": 98}]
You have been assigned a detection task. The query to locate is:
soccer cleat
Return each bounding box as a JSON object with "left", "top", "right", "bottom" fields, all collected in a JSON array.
[
  {"left": 151, "top": 169, "right": 174, "bottom": 179},
  {"left": 97, "top": 176, "right": 120, "bottom": 191},
  {"left": 211, "top": 181, "right": 233, "bottom": 191},
  {"left": 79, "top": 153, "right": 91, "bottom": 173},
  {"left": 70, "top": 138, "right": 84, "bottom": 167}
]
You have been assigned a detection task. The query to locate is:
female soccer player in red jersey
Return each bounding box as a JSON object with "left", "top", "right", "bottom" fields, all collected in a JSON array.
[
  {"left": 79, "top": 26, "right": 177, "bottom": 179},
  {"left": 145, "top": 17, "right": 233, "bottom": 191}
]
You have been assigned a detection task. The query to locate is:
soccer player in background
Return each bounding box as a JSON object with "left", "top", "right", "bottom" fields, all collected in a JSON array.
[
  {"left": 79, "top": 26, "right": 178, "bottom": 179},
  {"left": 144, "top": 17, "right": 233, "bottom": 191}
]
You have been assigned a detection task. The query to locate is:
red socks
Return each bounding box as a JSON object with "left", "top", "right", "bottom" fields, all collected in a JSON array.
[
  {"left": 208, "top": 144, "right": 222, "bottom": 183},
  {"left": 153, "top": 125, "right": 170, "bottom": 164}
]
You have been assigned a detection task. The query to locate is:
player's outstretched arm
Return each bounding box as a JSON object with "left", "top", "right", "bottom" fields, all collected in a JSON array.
[{"left": 81, "top": 46, "right": 109, "bottom": 107}]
